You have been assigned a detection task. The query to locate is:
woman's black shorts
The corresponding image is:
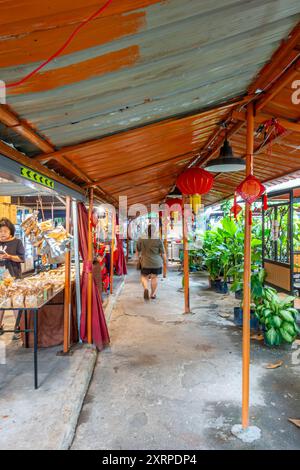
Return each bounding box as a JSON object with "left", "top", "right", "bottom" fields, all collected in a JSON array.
[{"left": 141, "top": 267, "right": 162, "bottom": 276}]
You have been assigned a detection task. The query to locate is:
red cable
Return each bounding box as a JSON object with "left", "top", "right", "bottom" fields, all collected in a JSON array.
[{"left": 5, "top": 0, "right": 113, "bottom": 89}]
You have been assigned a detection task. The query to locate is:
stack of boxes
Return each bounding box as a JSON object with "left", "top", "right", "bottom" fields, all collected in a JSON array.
[{"left": 0, "top": 197, "right": 17, "bottom": 224}]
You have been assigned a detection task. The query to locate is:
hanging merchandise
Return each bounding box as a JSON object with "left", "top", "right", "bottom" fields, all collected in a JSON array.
[
  {"left": 236, "top": 175, "right": 267, "bottom": 225},
  {"left": 21, "top": 211, "right": 73, "bottom": 264},
  {"left": 176, "top": 167, "right": 214, "bottom": 215}
]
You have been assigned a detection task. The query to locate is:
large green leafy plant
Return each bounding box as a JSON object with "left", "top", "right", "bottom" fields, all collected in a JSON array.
[
  {"left": 202, "top": 215, "right": 262, "bottom": 285},
  {"left": 254, "top": 287, "right": 300, "bottom": 345}
]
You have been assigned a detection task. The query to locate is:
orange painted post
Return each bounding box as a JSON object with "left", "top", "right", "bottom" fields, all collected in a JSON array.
[
  {"left": 163, "top": 221, "right": 168, "bottom": 278},
  {"left": 63, "top": 196, "right": 71, "bottom": 353},
  {"left": 110, "top": 210, "right": 115, "bottom": 295},
  {"left": 126, "top": 221, "right": 129, "bottom": 263},
  {"left": 182, "top": 196, "right": 190, "bottom": 313},
  {"left": 242, "top": 102, "right": 254, "bottom": 429},
  {"left": 87, "top": 188, "right": 94, "bottom": 344}
]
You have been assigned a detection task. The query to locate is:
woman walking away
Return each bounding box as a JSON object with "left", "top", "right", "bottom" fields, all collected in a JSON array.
[{"left": 136, "top": 224, "right": 166, "bottom": 300}]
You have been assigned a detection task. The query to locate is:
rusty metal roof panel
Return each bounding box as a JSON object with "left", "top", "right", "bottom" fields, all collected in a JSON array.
[{"left": 2, "top": 0, "right": 300, "bottom": 149}]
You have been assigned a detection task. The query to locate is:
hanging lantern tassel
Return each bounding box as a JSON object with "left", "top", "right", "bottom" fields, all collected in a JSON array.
[
  {"left": 263, "top": 193, "right": 268, "bottom": 211},
  {"left": 233, "top": 192, "right": 237, "bottom": 220},
  {"left": 190, "top": 194, "right": 201, "bottom": 214}
]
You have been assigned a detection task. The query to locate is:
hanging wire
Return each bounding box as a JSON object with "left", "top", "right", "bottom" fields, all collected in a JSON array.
[{"left": 5, "top": 0, "right": 113, "bottom": 89}]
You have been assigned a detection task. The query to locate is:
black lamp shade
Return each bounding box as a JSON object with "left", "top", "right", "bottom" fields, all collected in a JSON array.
[{"left": 205, "top": 139, "right": 246, "bottom": 173}]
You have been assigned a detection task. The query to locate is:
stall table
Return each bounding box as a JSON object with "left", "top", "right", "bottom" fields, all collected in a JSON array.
[{"left": 1, "top": 286, "right": 74, "bottom": 390}]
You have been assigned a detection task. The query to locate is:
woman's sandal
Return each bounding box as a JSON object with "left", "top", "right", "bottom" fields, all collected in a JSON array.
[
  {"left": 144, "top": 289, "right": 150, "bottom": 300},
  {"left": 150, "top": 294, "right": 157, "bottom": 299}
]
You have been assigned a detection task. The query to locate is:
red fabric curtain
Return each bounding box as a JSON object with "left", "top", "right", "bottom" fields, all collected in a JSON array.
[
  {"left": 77, "top": 202, "right": 110, "bottom": 350},
  {"left": 115, "top": 215, "right": 127, "bottom": 276}
]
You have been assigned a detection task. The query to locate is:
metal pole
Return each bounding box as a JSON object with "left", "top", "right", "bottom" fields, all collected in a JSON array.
[
  {"left": 182, "top": 196, "right": 190, "bottom": 313},
  {"left": 87, "top": 188, "right": 94, "bottom": 344},
  {"left": 72, "top": 200, "right": 82, "bottom": 342},
  {"left": 63, "top": 196, "right": 71, "bottom": 353},
  {"left": 163, "top": 216, "right": 168, "bottom": 278},
  {"left": 242, "top": 102, "right": 254, "bottom": 429},
  {"left": 110, "top": 210, "right": 116, "bottom": 295}
]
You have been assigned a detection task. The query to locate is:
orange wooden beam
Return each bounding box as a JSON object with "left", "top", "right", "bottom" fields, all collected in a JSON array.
[
  {"left": 256, "top": 58, "right": 300, "bottom": 112},
  {"left": 249, "top": 22, "right": 300, "bottom": 95},
  {"left": 232, "top": 110, "right": 300, "bottom": 133},
  {"left": 0, "top": 104, "right": 54, "bottom": 153}
]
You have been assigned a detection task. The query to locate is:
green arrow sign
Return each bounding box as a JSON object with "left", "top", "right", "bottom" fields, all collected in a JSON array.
[{"left": 20, "top": 167, "right": 55, "bottom": 190}]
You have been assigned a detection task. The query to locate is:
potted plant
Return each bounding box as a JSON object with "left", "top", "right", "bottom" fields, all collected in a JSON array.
[
  {"left": 254, "top": 288, "right": 300, "bottom": 346},
  {"left": 233, "top": 269, "right": 266, "bottom": 329}
]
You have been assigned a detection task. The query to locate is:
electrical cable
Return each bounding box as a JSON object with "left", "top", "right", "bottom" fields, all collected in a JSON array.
[{"left": 5, "top": 0, "right": 113, "bottom": 89}]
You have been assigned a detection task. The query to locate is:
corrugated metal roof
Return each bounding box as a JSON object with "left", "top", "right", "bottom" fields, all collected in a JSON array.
[
  {"left": 2, "top": 0, "right": 300, "bottom": 148},
  {"left": 0, "top": 1, "right": 300, "bottom": 207}
]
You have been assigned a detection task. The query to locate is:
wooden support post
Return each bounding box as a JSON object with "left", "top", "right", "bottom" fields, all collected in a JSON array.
[
  {"left": 242, "top": 102, "right": 254, "bottom": 429},
  {"left": 110, "top": 210, "right": 116, "bottom": 295},
  {"left": 87, "top": 188, "right": 94, "bottom": 344},
  {"left": 126, "top": 221, "right": 130, "bottom": 263},
  {"left": 182, "top": 196, "right": 190, "bottom": 313},
  {"left": 163, "top": 216, "right": 168, "bottom": 278},
  {"left": 63, "top": 196, "right": 72, "bottom": 353}
]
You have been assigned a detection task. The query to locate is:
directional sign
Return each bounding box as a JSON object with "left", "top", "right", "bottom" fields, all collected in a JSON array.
[{"left": 20, "top": 167, "right": 55, "bottom": 190}]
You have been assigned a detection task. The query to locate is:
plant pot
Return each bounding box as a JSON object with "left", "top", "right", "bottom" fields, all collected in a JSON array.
[
  {"left": 233, "top": 307, "right": 259, "bottom": 329},
  {"left": 235, "top": 289, "right": 243, "bottom": 300},
  {"left": 215, "top": 280, "right": 229, "bottom": 294}
]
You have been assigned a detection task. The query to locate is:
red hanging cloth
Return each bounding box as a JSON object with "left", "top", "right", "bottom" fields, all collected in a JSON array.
[
  {"left": 114, "top": 214, "right": 128, "bottom": 276},
  {"left": 77, "top": 202, "right": 110, "bottom": 350}
]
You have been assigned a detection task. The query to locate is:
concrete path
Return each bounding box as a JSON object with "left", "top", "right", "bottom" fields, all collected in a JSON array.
[
  {"left": 72, "top": 266, "right": 300, "bottom": 450},
  {"left": 0, "top": 317, "right": 97, "bottom": 450}
]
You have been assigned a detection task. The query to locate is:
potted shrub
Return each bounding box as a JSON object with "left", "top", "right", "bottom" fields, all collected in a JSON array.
[
  {"left": 254, "top": 288, "right": 300, "bottom": 346},
  {"left": 232, "top": 269, "right": 266, "bottom": 329}
]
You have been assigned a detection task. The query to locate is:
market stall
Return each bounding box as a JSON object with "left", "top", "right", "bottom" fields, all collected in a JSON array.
[{"left": 0, "top": 152, "right": 86, "bottom": 387}]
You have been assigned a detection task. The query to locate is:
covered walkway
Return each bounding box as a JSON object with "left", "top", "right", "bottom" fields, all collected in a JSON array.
[{"left": 72, "top": 266, "right": 300, "bottom": 450}]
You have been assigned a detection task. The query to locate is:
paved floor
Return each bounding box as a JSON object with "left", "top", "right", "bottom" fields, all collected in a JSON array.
[
  {"left": 72, "top": 265, "right": 300, "bottom": 450},
  {"left": 0, "top": 313, "right": 97, "bottom": 450}
]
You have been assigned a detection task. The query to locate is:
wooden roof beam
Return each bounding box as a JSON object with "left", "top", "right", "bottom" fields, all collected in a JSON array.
[
  {"left": 0, "top": 104, "right": 54, "bottom": 153},
  {"left": 232, "top": 110, "right": 300, "bottom": 133},
  {"left": 249, "top": 22, "right": 300, "bottom": 95},
  {"left": 255, "top": 58, "right": 300, "bottom": 112}
]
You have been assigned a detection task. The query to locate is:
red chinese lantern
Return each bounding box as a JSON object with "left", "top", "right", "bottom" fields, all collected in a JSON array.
[
  {"left": 176, "top": 167, "right": 214, "bottom": 214},
  {"left": 236, "top": 175, "right": 267, "bottom": 224},
  {"left": 165, "top": 198, "right": 182, "bottom": 228},
  {"left": 236, "top": 175, "right": 265, "bottom": 204}
]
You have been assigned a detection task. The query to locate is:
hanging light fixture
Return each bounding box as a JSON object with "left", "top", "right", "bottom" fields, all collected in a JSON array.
[{"left": 205, "top": 138, "right": 246, "bottom": 173}]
